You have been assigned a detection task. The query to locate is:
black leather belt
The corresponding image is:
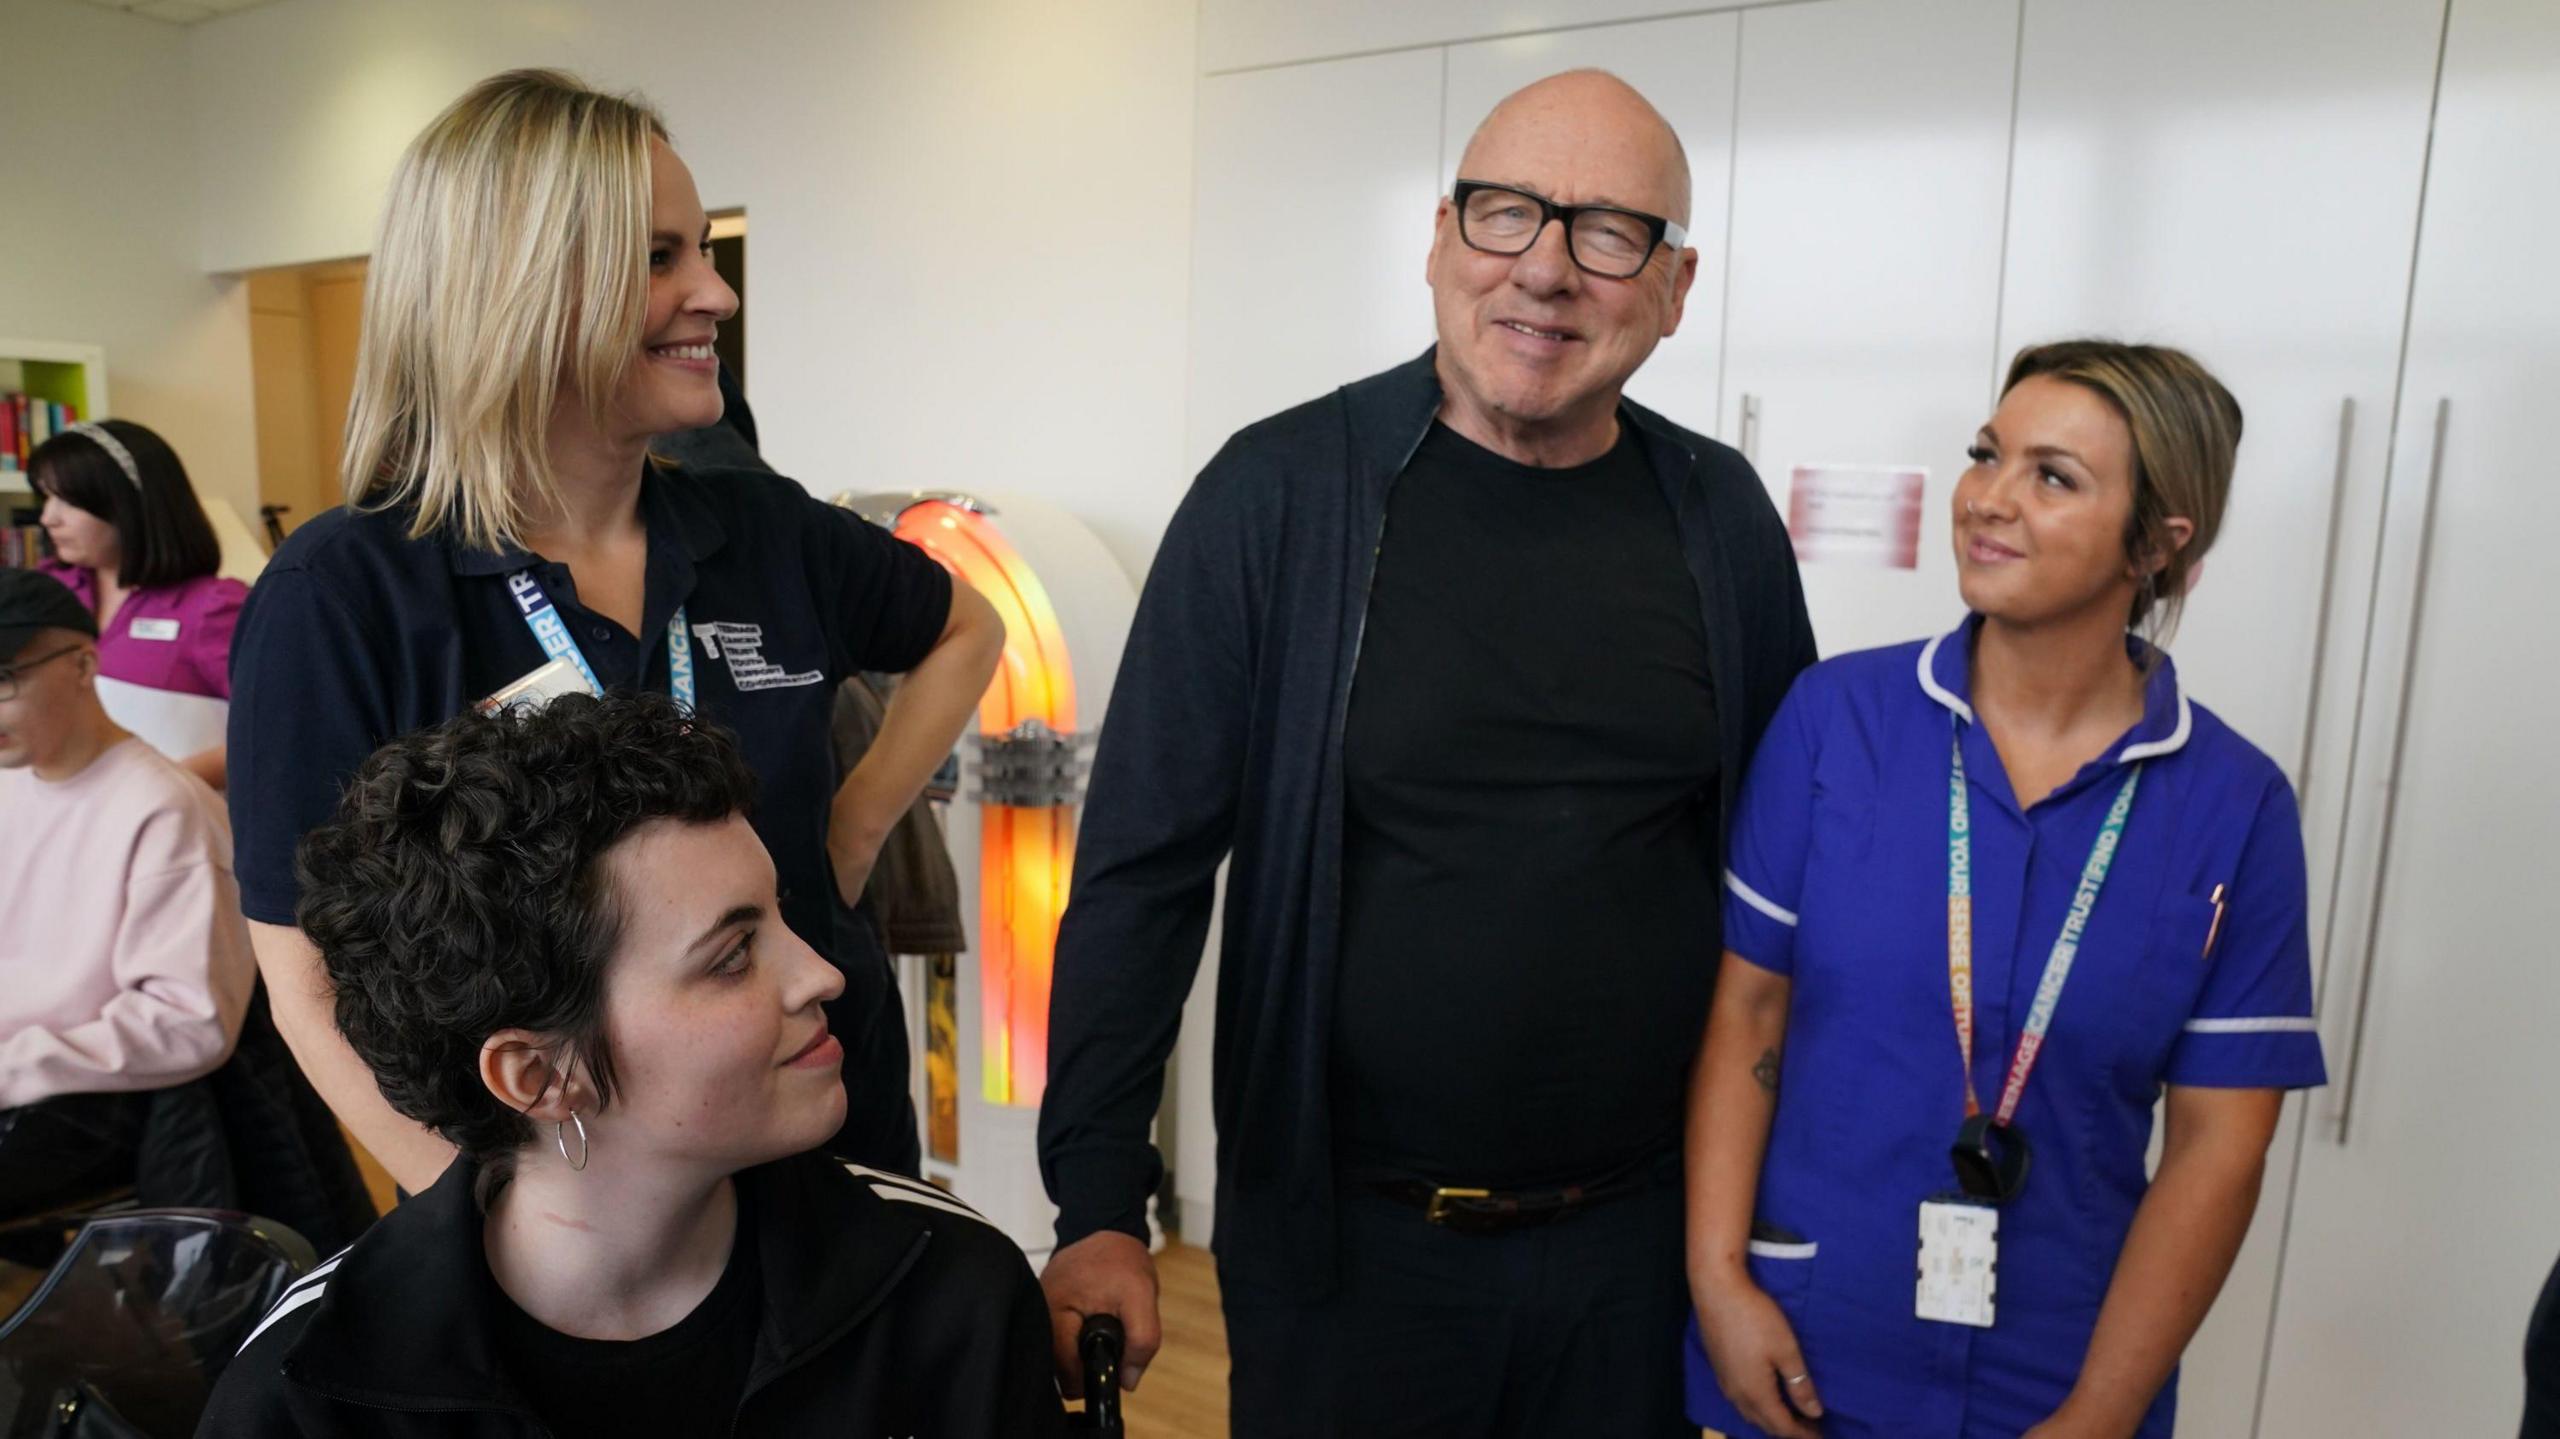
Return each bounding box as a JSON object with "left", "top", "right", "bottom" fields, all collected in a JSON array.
[{"left": 1368, "top": 1154, "right": 1670, "bottom": 1236}]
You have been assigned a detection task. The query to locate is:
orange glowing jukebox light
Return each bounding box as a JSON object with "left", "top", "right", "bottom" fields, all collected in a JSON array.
[{"left": 841, "top": 490, "right": 1134, "bottom": 1246}]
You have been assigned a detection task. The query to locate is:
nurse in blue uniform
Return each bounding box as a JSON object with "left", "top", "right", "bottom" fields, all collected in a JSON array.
[{"left": 1683, "top": 340, "right": 2326, "bottom": 1439}]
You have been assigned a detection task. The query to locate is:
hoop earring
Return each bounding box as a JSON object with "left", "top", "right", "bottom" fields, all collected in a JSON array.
[{"left": 554, "top": 1113, "right": 590, "bottom": 1172}]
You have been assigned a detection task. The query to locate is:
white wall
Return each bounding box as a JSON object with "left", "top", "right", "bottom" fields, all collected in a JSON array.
[
  {"left": 184, "top": 0, "right": 1199, "bottom": 585},
  {"left": 0, "top": 1, "right": 262, "bottom": 538}
]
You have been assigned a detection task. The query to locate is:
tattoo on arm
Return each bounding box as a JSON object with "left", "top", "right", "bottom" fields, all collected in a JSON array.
[{"left": 1752, "top": 1047, "right": 1781, "bottom": 1097}]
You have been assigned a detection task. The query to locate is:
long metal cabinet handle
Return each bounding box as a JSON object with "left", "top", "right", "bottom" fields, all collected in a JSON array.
[
  {"left": 1740, "top": 393, "right": 1762, "bottom": 467},
  {"left": 2295, "top": 398, "right": 2357, "bottom": 795},
  {"left": 2329, "top": 397, "right": 2450, "bottom": 1145}
]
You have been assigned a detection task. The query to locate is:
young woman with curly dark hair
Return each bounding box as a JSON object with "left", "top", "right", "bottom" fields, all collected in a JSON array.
[{"left": 198, "top": 693, "right": 1064, "bottom": 1438}]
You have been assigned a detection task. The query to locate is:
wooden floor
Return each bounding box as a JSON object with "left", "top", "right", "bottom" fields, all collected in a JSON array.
[{"left": 1116, "top": 1242, "right": 1233, "bottom": 1437}]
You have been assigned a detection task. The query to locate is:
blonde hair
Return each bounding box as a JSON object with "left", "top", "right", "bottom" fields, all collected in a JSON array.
[
  {"left": 342, "top": 69, "right": 667, "bottom": 552},
  {"left": 2002, "top": 339, "right": 2244, "bottom": 643}
]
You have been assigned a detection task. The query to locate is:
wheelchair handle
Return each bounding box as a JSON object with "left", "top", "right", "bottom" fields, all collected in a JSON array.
[{"left": 1077, "top": 1313, "right": 1125, "bottom": 1431}]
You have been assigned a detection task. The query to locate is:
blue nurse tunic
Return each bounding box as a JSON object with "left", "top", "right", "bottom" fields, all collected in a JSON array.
[{"left": 1687, "top": 618, "right": 2326, "bottom": 1438}]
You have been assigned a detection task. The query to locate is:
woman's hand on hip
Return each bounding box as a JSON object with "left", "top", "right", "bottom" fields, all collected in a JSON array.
[
  {"left": 1693, "top": 1272, "right": 1824, "bottom": 1437},
  {"left": 827, "top": 823, "right": 885, "bottom": 908}
]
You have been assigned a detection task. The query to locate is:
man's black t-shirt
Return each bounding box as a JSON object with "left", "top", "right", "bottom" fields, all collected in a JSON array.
[
  {"left": 1333, "top": 420, "right": 1721, "bottom": 1189},
  {"left": 493, "top": 1203, "right": 761, "bottom": 1437}
]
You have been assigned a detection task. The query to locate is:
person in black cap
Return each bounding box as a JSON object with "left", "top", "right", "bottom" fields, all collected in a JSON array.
[
  {"left": 0, "top": 561, "right": 98, "bottom": 644},
  {"left": 0, "top": 568, "right": 256, "bottom": 1218}
]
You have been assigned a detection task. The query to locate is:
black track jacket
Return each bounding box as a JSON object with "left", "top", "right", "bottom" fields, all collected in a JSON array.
[{"left": 197, "top": 1151, "right": 1067, "bottom": 1436}]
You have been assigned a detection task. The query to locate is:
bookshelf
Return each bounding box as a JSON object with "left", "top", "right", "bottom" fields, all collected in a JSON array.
[
  {"left": 2, "top": 339, "right": 106, "bottom": 562},
  {"left": 2, "top": 338, "right": 109, "bottom": 486}
]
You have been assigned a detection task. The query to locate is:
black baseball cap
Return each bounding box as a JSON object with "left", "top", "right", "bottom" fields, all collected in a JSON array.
[{"left": 0, "top": 567, "right": 98, "bottom": 663}]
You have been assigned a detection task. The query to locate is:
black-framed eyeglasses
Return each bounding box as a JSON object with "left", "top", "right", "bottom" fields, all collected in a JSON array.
[
  {"left": 0, "top": 645, "right": 82, "bottom": 702},
  {"left": 1451, "top": 180, "right": 1688, "bottom": 280}
]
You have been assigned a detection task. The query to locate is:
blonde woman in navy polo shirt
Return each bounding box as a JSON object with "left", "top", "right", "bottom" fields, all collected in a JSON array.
[
  {"left": 225, "top": 70, "right": 1003, "bottom": 1196},
  {"left": 1685, "top": 341, "right": 2325, "bottom": 1438}
]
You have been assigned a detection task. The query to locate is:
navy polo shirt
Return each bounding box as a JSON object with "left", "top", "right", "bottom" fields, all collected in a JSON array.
[
  {"left": 225, "top": 462, "right": 952, "bottom": 1165},
  {"left": 1686, "top": 617, "right": 2324, "bottom": 1439}
]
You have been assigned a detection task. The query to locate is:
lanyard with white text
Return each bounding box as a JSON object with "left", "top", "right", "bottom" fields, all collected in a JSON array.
[
  {"left": 1947, "top": 726, "right": 2142, "bottom": 1128},
  {"left": 505, "top": 568, "right": 695, "bottom": 713}
]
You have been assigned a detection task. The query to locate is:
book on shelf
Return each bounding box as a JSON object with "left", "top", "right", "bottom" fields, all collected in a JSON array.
[
  {"left": 3, "top": 525, "right": 55, "bottom": 569},
  {"left": 1, "top": 392, "right": 79, "bottom": 473}
]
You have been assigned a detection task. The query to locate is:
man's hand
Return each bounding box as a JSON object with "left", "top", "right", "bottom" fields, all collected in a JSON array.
[{"left": 1041, "top": 1230, "right": 1162, "bottom": 1397}]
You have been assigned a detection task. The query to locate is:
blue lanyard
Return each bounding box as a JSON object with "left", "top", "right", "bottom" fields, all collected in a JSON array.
[
  {"left": 1947, "top": 726, "right": 2141, "bottom": 1126},
  {"left": 505, "top": 568, "right": 694, "bottom": 712}
]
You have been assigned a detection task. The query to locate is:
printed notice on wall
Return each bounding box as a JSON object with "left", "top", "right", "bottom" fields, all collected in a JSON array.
[{"left": 1787, "top": 465, "right": 1926, "bottom": 569}]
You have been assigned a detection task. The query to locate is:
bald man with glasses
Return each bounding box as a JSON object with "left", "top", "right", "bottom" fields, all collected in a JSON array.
[{"left": 1039, "top": 70, "right": 1818, "bottom": 1433}]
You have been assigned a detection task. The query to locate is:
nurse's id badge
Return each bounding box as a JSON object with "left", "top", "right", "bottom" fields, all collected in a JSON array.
[
  {"left": 1916, "top": 1197, "right": 1998, "bottom": 1328},
  {"left": 477, "top": 657, "right": 593, "bottom": 717}
]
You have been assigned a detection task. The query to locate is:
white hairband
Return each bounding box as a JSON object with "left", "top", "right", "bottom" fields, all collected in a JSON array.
[{"left": 63, "top": 422, "right": 141, "bottom": 491}]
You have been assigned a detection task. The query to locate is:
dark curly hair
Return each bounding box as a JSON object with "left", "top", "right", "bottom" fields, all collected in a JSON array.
[{"left": 295, "top": 692, "right": 758, "bottom": 1183}]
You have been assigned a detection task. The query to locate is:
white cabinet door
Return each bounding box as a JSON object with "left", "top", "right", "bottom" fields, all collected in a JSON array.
[
  {"left": 1202, "top": 0, "right": 1690, "bottom": 76},
  {"left": 1995, "top": 5, "right": 2444, "bottom": 1434},
  {"left": 2002, "top": 0, "right": 2441, "bottom": 777},
  {"left": 1719, "top": 0, "right": 2020, "bottom": 658},
  {"left": 1185, "top": 50, "right": 1446, "bottom": 474},
  {"left": 1442, "top": 12, "right": 1741, "bottom": 441},
  {"left": 2258, "top": 2, "right": 2560, "bottom": 1434}
]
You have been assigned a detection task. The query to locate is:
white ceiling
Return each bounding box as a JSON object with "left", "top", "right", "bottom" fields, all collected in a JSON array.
[{"left": 61, "top": 0, "right": 280, "bottom": 26}]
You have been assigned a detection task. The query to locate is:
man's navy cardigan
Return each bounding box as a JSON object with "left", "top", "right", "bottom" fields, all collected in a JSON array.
[{"left": 1038, "top": 350, "right": 1819, "bottom": 1296}]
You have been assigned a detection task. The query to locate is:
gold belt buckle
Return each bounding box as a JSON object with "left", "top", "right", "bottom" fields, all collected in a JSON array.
[{"left": 1426, "top": 1187, "right": 1491, "bottom": 1225}]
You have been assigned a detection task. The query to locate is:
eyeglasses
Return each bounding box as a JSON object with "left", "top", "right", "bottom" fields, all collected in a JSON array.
[
  {"left": 1451, "top": 180, "right": 1688, "bottom": 281},
  {"left": 0, "top": 645, "right": 83, "bottom": 701}
]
